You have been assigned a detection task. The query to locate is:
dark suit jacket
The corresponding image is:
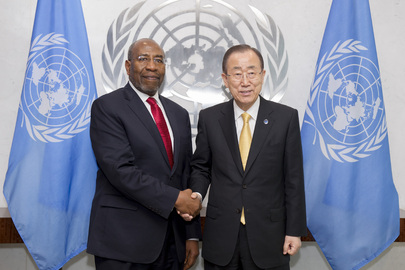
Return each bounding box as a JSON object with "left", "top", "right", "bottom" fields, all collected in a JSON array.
[
  {"left": 190, "top": 96, "right": 306, "bottom": 268},
  {"left": 87, "top": 83, "right": 201, "bottom": 264}
]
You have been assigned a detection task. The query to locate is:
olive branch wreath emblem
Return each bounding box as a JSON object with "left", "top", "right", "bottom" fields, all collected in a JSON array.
[
  {"left": 250, "top": 5, "right": 288, "bottom": 102},
  {"left": 304, "top": 39, "right": 388, "bottom": 162},
  {"left": 21, "top": 33, "right": 94, "bottom": 143},
  {"left": 101, "top": 1, "right": 288, "bottom": 103}
]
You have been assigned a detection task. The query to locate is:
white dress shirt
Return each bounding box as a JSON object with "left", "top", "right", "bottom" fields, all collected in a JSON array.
[{"left": 234, "top": 97, "right": 260, "bottom": 142}]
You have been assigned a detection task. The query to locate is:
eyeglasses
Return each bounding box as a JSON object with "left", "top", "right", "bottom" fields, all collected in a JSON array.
[
  {"left": 135, "top": 56, "right": 166, "bottom": 65},
  {"left": 226, "top": 71, "right": 262, "bottom": 81}
]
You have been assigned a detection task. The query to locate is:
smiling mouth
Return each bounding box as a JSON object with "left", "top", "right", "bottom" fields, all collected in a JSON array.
[
  {"left": 240, "top": 90, "right": 253, "bottom": 95},
  {"left": 143, "top": 75, "right": 160, "bottom": 81}
]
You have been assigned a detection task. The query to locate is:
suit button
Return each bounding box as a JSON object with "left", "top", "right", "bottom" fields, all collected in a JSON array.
[
  {"left": 242, "top": 184, "right": 247, "bottom": 189},
  {"left": 236, "top": 209, "right": 241, "bottom": 214}
]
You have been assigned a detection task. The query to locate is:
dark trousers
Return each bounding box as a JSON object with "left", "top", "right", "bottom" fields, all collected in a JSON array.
[
  {"left": 95, "top": 218, "right": 182, "bottom": 270},
  {"left": 204, "top": 224, "right": 289, "bottom": 270}
]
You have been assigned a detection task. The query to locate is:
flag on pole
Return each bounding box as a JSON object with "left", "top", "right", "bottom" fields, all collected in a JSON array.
[
  {"left": 301, "top": 0, "right": 399, "bottom": 269},
  {"left": 3, "top": 0, "right": 98, "bottom": 269}
]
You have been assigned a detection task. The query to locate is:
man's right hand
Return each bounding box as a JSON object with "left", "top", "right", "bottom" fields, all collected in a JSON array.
[{"left": 175, "top": 189, "right": 202, "bottom": 220}]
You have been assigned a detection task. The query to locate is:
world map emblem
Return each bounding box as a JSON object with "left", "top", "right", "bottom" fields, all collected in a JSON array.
[
  {"left": 21, "top": 33, "right": 94, "bottom": 143},
  {"left": 102, "top": 0, "right": 288, "bottom": 136},
  {"left": 304, "top": 40, "right": 387, "bottom": 162}
]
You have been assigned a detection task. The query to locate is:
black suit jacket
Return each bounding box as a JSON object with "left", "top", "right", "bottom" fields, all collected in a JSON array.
[
  {"left": 87, "top": 83, "right": 201, "bottom": 263},
  {"left": 190, "top": 96, "right": 306, "bottom": 268}
]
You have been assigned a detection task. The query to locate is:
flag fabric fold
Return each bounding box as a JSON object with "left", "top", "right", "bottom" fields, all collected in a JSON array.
[
  {"left": 301, "top": 0, "right": 399, "bottom": 269},
  {"left": 3, "top": 0, "right": 98, "bottom": 269}
]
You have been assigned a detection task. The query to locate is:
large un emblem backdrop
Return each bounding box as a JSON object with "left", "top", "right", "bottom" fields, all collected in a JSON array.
[{"left": 102, "top": 0, "right": 289, "bottom": 136}]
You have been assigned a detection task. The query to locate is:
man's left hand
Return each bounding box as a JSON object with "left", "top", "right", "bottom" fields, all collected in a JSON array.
[
  {"left": 184, "top": 240, "right": 199, "bottom": 269},
  {"left": 283, "top": 235, "right": 302, "bottom": 256}
]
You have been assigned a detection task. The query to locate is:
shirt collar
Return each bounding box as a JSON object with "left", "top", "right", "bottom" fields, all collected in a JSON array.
[
  {"left": 128, "top": 81, "right": 161, "bottom": 106},
  {"left": 233, "top": 97, "right": 260, "bottom": 121}
]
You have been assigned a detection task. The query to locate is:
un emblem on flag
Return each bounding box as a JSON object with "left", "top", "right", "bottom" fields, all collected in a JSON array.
[
  {"left": 20, "top": 33, "right": 94, "bottom": 143},
  {"left": 306, "top": 40, "right": 388, "bottom": 162}
]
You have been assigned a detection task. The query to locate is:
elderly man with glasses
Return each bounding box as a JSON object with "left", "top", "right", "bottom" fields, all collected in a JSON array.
[{"left": 189, "top": 44, "right": 307, "bottom": 270}]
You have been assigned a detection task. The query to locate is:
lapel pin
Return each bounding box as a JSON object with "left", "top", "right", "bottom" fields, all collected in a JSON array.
[{"left": 263, "top": 119, "right": 269, "bottom": 125}]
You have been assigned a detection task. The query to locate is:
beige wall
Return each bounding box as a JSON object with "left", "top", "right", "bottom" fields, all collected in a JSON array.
[{"left": 1, "top": 0, "right": 404, "bottom": 214}]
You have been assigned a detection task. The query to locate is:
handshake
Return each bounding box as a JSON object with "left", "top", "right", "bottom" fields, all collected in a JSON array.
[{"left": 174, "top": 189, "right": 202, "bottom": 221}]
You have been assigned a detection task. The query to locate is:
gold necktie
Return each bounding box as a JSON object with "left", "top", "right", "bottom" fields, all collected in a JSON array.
[
  {"left": 239, "top": 112, "right": 251, "bottom": 225},
  {"left": 239, "top": 112, "right": 251, "bottom": 170}
]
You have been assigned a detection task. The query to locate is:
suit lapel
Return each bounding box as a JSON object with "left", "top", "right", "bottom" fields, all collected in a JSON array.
[
  {"left": 245, "top": 96, "right": 274, "bottom": 174},
  {"left": 124, "top": 85, "right": 171, "bottom": 169},
  {"left": 218, "top": 100, "right": 245, "bottom": 176}
]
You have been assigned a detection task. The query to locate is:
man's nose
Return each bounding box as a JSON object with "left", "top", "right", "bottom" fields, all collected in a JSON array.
[
  {"left": 145, "top": 59, "right": 158, "bottom": 70},
  {"left": 240, "top": 74, "right": 250, "bottom": 85}
]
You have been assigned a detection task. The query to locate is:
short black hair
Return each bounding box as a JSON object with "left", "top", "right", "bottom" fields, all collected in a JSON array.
[{"left": 222, "top": 44, "right": 264, "bottom": 73}]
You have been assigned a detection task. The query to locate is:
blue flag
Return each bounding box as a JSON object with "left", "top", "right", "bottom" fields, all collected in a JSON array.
[
  {"left": 301, "top": 0, "right": 399, "bottom": 269},
  {"left": 3, "top": 0, "right": 97, "bottom": 269}
]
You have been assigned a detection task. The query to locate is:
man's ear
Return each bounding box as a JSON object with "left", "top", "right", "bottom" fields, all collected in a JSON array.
[
  {"left": 125, "top": 60, "right": 131, "bottom": 76},
  {"left": 221, "top": 73, "right": 229, "bottom": 88}
]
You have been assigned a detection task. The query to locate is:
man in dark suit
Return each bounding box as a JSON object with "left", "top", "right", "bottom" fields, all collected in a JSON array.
[
  {"left": 189, "top": 45, "right": 306, "bottom": 269},
  {"left": 87, "top": 39, "right": 201, "bottom": 270}
]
